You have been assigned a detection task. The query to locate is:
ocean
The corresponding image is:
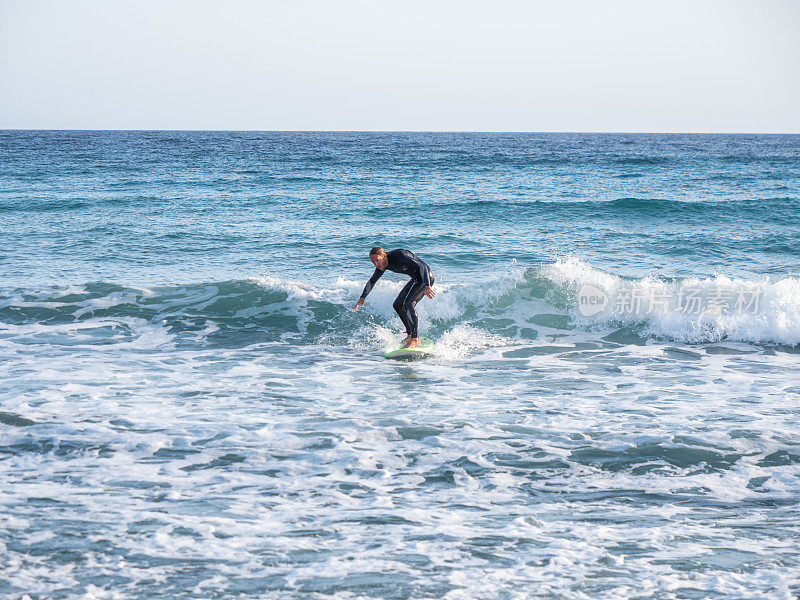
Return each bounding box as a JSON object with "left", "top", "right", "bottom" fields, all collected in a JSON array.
[{"left": 1, "top": 131, "right": 799, "bottom": 599}]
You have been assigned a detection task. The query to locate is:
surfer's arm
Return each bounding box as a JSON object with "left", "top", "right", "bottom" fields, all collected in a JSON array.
[
  {"left": 409, "top": 255, "right": 432, "bottom": 288},
  {"left": 419, "top": 266, "right": 432, "bottom": 288},
  {"left": 361, "top": 268, "right": 384, "bottom": 298},
  {"left": 354, "top": 268, "right": 384, "bottom": 310},
  {"left": 417, "top": 262, "right": 434, "bottom": 298}
]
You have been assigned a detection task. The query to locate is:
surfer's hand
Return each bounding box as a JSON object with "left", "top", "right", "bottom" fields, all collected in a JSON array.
[
  {"left": 424, "top": 286, "right": 435, "bottom": 299},
  {"left": 354, "top": 298, "right": 365, "bottom": 311}
]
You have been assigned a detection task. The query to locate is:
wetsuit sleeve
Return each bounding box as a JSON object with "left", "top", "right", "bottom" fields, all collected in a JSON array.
[
  {"left": 408, "top": 254, "right": 432, "bottom": 287},
  {"left": 360, "top": 268, "right": 384, "bottom": 299},
  {"left": 418, "top": 261, "right": 432, "bottom": 288}
]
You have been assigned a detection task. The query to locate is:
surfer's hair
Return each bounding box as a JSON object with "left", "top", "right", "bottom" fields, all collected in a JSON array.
[{"left": 369, "top": 246, "right": 386, "bottom": 257}]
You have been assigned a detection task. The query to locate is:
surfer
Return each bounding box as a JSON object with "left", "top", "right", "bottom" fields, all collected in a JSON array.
[{"left": 354, "top": 247, "right": 435, "bottom": 348}]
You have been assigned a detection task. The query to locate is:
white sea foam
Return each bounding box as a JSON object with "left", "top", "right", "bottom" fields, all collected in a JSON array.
[
  {"left": 544, "top": 255, "right": 800, "bottom": 346},
  {"left": 246, "top": 259, "right": 800, "bottom": 347},
  {"left": 2, "top": 265, "right": 800, "bottom": 599}
]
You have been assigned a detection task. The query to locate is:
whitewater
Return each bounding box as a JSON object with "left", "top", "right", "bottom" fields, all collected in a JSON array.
[{"left": 1, "top": 131, "right": 799, "bottom": 599}]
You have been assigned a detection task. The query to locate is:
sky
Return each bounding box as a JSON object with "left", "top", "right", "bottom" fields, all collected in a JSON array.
[{"left": 1, "top": 0, "right": 798, "bottom": 132}]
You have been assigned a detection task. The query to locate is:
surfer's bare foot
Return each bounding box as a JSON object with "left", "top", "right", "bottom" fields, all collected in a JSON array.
[{"left": 402, "top": 337, "right": 421, "bottom": 349}]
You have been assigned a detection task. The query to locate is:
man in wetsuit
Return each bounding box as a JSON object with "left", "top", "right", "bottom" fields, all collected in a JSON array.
[{"left": 354, "top": 246, "right": 435, "bottom": 348}]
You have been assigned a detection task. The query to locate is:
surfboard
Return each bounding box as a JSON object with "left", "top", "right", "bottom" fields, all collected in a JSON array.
[{"left": 384, "top": 337, "right": 435, "bottom": 360}]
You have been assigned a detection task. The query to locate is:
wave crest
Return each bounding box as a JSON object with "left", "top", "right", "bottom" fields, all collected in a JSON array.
[
  {"left": 1, "top": 259, "right": 799, "bottom": 349},
  {"left": 544, "top": 257, "right": 800, "bottom": 346}
]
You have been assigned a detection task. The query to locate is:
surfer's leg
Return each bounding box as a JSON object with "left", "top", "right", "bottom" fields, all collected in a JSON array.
[
  {"left": 402, "top": 275, "right": 434, "bottom": 347},
  {"left": 393, "top": 280, "right": 417, "bottom": 336},
  {"left": 401, "top": 280, "right": 428, "bottom": 344}
]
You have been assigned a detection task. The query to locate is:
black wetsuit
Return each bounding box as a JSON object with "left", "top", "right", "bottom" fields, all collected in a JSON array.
[{"left": 360, "top": 249, "right": 435, "bottom": 338}]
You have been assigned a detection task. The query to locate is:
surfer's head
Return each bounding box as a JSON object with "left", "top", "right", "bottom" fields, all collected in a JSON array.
[{"left": 369, "top": 246, "right": 388, "bottom": 269}]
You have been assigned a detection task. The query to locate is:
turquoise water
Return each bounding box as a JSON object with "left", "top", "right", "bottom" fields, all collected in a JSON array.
[{"left": 1, "top": 131, "right": 799, "bottom": 599}]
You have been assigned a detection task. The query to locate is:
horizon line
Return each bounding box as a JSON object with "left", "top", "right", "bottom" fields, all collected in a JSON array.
[{"left": 1, "top": 128, "right": 799, "bottom": 136}]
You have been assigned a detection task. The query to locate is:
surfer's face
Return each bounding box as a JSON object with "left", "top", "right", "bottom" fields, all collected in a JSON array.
[{"left": 370, "top": 254, "right": 387, "bottom": 269}]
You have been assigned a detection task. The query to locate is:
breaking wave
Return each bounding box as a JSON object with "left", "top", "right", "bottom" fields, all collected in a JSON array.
[
  {"left": 1, "top": 258, "right": 799, "bottom": 350},
  {"left": 542, "top": 257, "right": 800, "bottom": 346}
]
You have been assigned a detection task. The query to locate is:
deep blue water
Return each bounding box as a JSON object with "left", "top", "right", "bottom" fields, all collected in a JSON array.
[{"left": 1, "top": 131, "right": 799, "bottom": 599}]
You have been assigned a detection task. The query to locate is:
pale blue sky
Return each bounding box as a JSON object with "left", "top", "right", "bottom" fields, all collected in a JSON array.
[{"left": 1, "top": 0, "right": 798, "bottom": 131}]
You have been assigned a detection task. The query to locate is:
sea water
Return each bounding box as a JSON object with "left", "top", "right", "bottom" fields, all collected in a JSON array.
[{"left": 1, "top": 131, "right": 799, "bottom": 599}]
